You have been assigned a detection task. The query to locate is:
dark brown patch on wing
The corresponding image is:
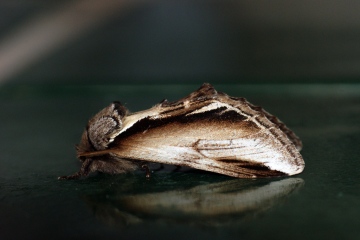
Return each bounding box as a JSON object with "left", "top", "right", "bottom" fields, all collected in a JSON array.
[
  {"left": 218, "top": 159, "right": 286, "bottom": 177},
  {"left": 184, "top": 108, "right": 248, "bottom": 123},
  {"left": 160, "top": 105, "right": 186, "bottom": 115},
  {"left": 111, "top": 106, "right": 250, "bottom": 146}
]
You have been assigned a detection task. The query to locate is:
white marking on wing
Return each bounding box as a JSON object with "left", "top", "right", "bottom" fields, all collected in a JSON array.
[
  {"left": 196, "top": 138, "right": 300, "bottom": 175},
  {"left": 185, "top": 102, "right": 224, "bottom": 115}
]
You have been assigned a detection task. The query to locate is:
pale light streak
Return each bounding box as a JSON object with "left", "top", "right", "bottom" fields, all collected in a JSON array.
[{"left": 0, "top": 0, "right": 143, "bottom": 85}]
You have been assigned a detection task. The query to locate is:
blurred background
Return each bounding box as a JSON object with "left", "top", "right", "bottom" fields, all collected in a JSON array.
[
  {"left": 2, "top": 2, "right": 360, "bottom": 239},
  {"left": 1, "top": 0, "right": 360, "bottom": 86}
]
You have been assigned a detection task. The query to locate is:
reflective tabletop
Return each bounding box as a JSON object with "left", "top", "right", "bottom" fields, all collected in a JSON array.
[{"left": 1, "top": 83, "right": 359, "bottom": 240}]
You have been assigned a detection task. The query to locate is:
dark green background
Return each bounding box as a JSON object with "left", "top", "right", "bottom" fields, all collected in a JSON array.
[{"left": 1, "top": 1, "right": 360, "bottom": 239}]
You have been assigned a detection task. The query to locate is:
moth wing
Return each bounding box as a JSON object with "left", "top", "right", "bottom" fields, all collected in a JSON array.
[
  {"left": 192, "top": 137, "right": 303, "bottom": 177},
  {"left": 84, "top": 117, "right": 303, "bottom": 178},
  {"left": 75, "top": 83, "right": 304, "bottom": 179},
  {"left": 159, "top": 83, "right": 303, "bottom": 151}
]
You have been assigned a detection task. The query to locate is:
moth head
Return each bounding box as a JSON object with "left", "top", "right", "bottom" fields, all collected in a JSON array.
[{"left": 77, "top": 102, "right": 128, "bottom": 154}]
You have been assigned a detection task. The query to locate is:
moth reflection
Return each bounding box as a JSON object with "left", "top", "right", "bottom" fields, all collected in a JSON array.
[{"left": 83, "top": 176, "right": 303, "bottom": 227}]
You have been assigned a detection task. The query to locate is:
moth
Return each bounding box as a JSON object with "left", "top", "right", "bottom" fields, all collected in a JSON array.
[{"left": 59, "top": 83, "right": 304, "bottom": 179}]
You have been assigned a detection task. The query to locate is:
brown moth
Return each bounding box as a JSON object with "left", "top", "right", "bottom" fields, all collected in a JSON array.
[{"left": 59, "top": 83, "right": 304, "bottom": 179}]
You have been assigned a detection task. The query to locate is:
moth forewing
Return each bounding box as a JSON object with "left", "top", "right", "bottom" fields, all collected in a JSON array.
[
  {"left": 79, "top": 107, "right": 303, "bottom": 178},
  {"left": 60, "top": 83, "right": 305, "bottom": 180},
  {"left": 195, "top": 138, "right": 303, "bottom": 176}
]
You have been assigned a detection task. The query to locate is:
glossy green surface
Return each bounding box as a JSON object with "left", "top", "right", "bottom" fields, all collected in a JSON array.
[{"left": 1, "top": 84, "right": 360, "bottom": 240}]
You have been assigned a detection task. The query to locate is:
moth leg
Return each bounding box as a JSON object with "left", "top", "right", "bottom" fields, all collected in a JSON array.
[
  {"left": 58, "top": 159, "right": 92, "bottom": 180},
  {"left": 141, "top": 164, "right": 151, "bottom": 178}
]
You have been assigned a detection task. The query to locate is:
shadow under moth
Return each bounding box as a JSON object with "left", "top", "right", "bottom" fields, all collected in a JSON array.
[{"left": 59, "top": 83, "right": 304, "bottom": 179}]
